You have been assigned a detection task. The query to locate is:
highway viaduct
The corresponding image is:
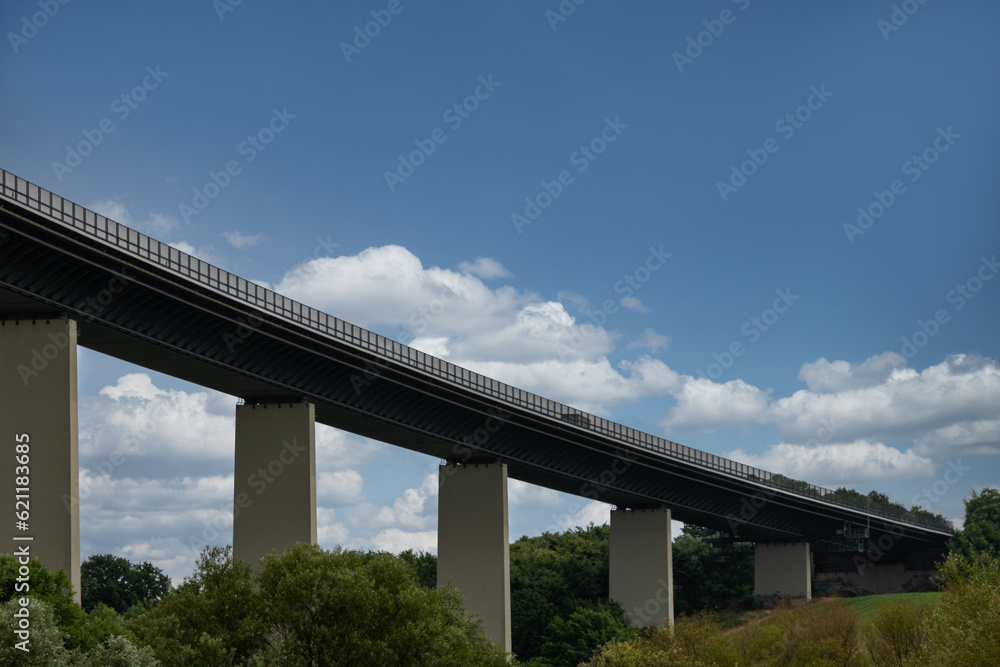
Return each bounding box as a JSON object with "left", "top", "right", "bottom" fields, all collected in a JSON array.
[{"left": 0, "top": 169, "right": 951, "bottom": 650}]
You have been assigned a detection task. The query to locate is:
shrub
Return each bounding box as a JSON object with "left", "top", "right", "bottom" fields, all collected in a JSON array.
[
  {"left": 917, "top": 551, "right": 1000, "bottom": 666},
  {"left": 865, "top": 599, "right": 929, "bottom": 666}
]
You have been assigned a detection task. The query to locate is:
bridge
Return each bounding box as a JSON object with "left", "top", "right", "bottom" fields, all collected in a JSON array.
[{"left": 0, "top": 169, "right": 950, "bottom": 649}]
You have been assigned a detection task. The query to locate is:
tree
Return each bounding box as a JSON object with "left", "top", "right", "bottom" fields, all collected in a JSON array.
[
  {"left": 253, "top": 542, "right": 509, "bottom": 666},
  {"left": 0, "top": 598, "right": 72, "bottom": 666},
  {"left": 672, "top": 525, "right": 753, "bottom": 616},
  {"left": 537, "top": 602, "right": 635, "bottom": 667},
  {"left": 127, "top": 545, "right": 260, "bottom": 666},
  {"left": 951, "top": 488, "right": 1000, "bottom": 559},
  {"left": 397, "top": 549, "right": 437, "bottom": 589},
  {"left": 509, "top": 524, "right": 611, "bottom": 661},
  {"left": 81, "top": 554, "right": 172, "bottom": 614},
  {"left": 0, "top": 555, "right": 88, "bottom": 647}
]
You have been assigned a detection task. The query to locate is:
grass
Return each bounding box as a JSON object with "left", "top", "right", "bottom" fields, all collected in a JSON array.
[{"left": 841, "top": 592, "right": 941, "bottom": 619}]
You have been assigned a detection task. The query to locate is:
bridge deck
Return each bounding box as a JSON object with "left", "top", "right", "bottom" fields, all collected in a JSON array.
[{"left": 0, "top": 168, "right": 951, "bottom": 556}]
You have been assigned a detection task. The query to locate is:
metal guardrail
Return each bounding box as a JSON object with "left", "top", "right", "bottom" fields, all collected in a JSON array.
[{"left": 0, "top": 169, "right": 953, "bottom": 533}]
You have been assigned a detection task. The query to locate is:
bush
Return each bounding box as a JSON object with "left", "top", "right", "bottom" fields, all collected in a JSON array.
[
  {"left": 865, "top": 599, "right": 929, "bottom": 666},
  {"left": 917, "top": 551, "right": 1000, "bottom": 666},
  {"left": 0, "top": 598, "right": 72, "bottom": 666}
]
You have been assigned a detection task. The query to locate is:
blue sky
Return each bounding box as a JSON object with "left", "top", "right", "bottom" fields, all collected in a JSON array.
[{"left": 2, "top": 0, "right": 998, "bottom": 582}]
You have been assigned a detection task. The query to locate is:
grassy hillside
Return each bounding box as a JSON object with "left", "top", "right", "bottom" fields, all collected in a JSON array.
[
  {"left": 584, "top": 553, "right": 1000, "bottom": 667},
  {"left": 840, "top": 592, "right": 941, "bottom": 619}
]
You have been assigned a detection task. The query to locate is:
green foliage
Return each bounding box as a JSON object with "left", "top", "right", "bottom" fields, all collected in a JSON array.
[
  {"left": 397, "top": 549, "right": 438, "bottom": 589},
  {"left": 127, "top": 543, "right": 509, "bottom": 666},
  {"left": 127, "top": 545, "right": 259, "bottom": 666},
  {"left": 253, "top": 542, "right": 509, "bottom": 666},
  {"left": 585, "top": 613, "right": 737, "bottom": 666},
  {"left": 916, "top": 551, "right": 1000, "bottom": 666},
  {"left": 865, "top": 599, "right": 930, "bottom": 666},
  {"left": 510, "top": 524, "right": 611, "bottom": 661},
  {"left": 672, "top": 526, "right": 753, "bottom": 616},
  {"left": 0, "top": 555, "right": 88, "bottom": 648},
  {"left": 72, "top": 634, "right": 161, "bottom": 667},
  {"left": 81, "top": 554, "right": 171, "bottom": 614},
  {"left": 0, "top": 597, "right": 72, "bottom": 666},
  {"left": 538, "top": 602, "right": 636, "bottom": 667},
  {"left": 950, "top": 487, "right": 1000, "bottom": 559}
]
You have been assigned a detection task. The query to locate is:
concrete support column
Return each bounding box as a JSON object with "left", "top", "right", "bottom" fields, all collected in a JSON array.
[
  {"left": 610, "top": 507, "right": 673, "bottom": 628},
  {"left": 233, "top": 401, "right": 316, "bottom": 569},
  {"left": 754, "top": 542, "right": 812, "bottom": 601},
  {"left": 0, "top": 318, "right": 80, "bottom": 602},
  {"left": 437, "top": 462, "right": 511, "bottom": 652}
]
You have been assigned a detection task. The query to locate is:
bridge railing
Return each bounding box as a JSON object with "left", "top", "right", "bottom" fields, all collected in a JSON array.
[{"left": 0, "top": 169, "right": 952, "bottom": 533}]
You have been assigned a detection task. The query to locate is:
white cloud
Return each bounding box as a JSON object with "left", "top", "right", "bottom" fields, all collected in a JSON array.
[
  {"left": 797, "top": 352, "right": 906, "bottom": 394},
  {"left": 913, "top": 419, "right": 1000, "bottom": 458},
  {"left": 370, "top": 529, "right": 437, "bottom": 554},
  {"left": 768, "top": 354, "right": 1000, "bottom": 453},
  {"left": 509, "top": 479, "right": 564, "bottom": 509},
  {"left": 552, "top": 500, "right": 612, "bottom": 532},
  {"left": 317, "top": 470, "right": 365, "bottom": 507},
  {"left": 620, "top": 296, "right": 649, "bottom": 312},
  {"left": 458, "top": 257, "right": 511, "bottom": 279},
  {"left": 222, "top": 230, "right": 263, "bottom": 249},
  {"left": 661, "top": 377, "right": 771, "bottom": 434},
  {"left": 627, "top": 327, "right": 670, "bottom": 352},
  {"left": 726, "top": 440, "right": 935, "bottom": 486}
]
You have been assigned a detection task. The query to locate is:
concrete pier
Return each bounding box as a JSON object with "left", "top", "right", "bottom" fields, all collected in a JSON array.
[
  {"left": 610, "top": 507, "right": 673, "bottom": 627},
  {"left": 755, "top": 542, "right": 812, "bottom": 601},
  {"left": 0, "top": 318, "right": 81, "bottom": 602},
  {"left": 437, "top": 462, "right": 511, "bottom": 651},
  {"left": 233, "top": 401, "right": 316, "bottom": 569}
]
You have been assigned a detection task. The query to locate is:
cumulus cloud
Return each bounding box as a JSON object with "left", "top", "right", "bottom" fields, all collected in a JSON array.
[
  {"left": 797, "top": 352, "right": 906, "bottom": 394},
  {"left": 661, "top": 377, "right": 771, "bottom": 434},
  {"left": 270, "top": 245, "right": 678, "bottom": 411},
  {"left": 767, "top": 354, "right": 1000, "bottom": 451},
  {"left": 726, "top": 440, "right": 935, "bottom": 487}
]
